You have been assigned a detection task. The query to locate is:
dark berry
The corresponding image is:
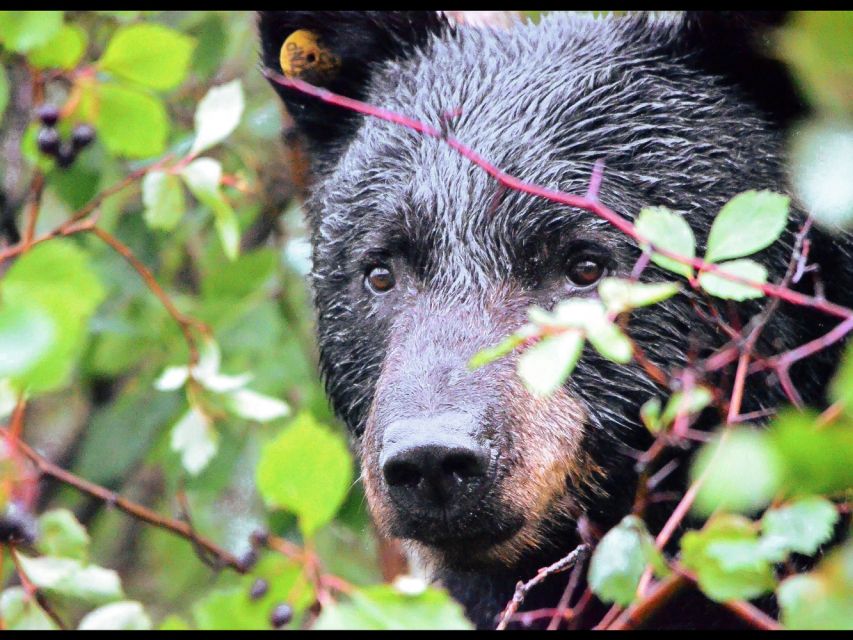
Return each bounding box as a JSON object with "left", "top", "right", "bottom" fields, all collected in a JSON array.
[
  {"left": 71, "top": 124, "right": 96, "bottom": 150},
  {"left": 249, "top": 578, "right": 268, "bottom": 601},
  {"left": 250, "top": 528, "right": 269, "bottom": 547},
  {"left": 0, "top": 502, "right": 38, "bottom": 545},
  {"left": 36, "top": 104, "right": 60, "bottom": 127},
  {"left": 36, "top": 127, "right": 61, "bottom": 156},
  {"left": 237, "top": 547, "right": 258, "bottom": 572},
  {"left": 270, "top": 603, "right": 293, "bottom": 628},
  {"left": 55, "top": 142, "right": 76, "bottom": 169}
]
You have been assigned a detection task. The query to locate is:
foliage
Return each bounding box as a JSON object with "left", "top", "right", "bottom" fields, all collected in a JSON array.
[{"left": 0, "top": 9, "right": 851, "bottom": 631}]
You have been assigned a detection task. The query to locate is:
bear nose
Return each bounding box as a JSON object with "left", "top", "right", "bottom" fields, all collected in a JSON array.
[{"left": 380, "top": 414, "right": 491, "bottom": 509}]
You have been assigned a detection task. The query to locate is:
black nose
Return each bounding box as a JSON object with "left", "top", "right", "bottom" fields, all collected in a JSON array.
[{"left": 380, "top": 415, "right": 491, "bottom": 510}]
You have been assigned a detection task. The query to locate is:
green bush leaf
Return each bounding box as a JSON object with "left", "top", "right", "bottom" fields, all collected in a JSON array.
[
  {"left": 0, "top": 65, "right": 9, "bottom": 123},
  {"left": 256, "top": 412, "right": 353, "bottom": 538},
  {"left": 517, "top": 329, "right": 584, "bottom": 397},
  {"left": 0, "top": 587, "right": 59, "bottom": 630},
  {"left": 589, "top": 515, "right": 667, "bottom": 606},
  {"left": 27, "top": 23, "right": 87, "bottom": 70},
  {"left": 790, "top": 119, "right": 853, "bottom": 231},
  {"left": 169, "top": 406, "right": 218, "bottom": 476},
  {"left": 98, "top": 23, "right": 195, "bottom": 90},
  {"left": 1, "top": 240, "right": 105, "bottom": 394},
  {"left": 770, "top": 409, "right": 853, "bottom": 496},
  {"left": 0, "top": 11, "right": 63, "bottom": 53},
  {"left": 314, "top": 583, "right": 472, "bottom": 630},
  {"left": 181, "top": 157, "right": 240, "bottom": 260},
  {"left": 223, "top": 388, "right": 290, "bottom": 422},
  {"left": 78, "top": 601, "right": 152, "bottom": 630},
  {"left": 760, "top": 496, "right": 839, "bottom": 559},
  {"left": 635, "top": 207, "right": 695, "bottom": 278},
  {"left": 691, "top": 427, "right": 783, "bottom": 517},
  {"left": 142, "top": 170, "right": 186, "bottom": 231},
  {"left": 660, "top": 386, "right": 713, "bottom": 427},
  {"left": 15, "top": 553, "right": 124, "bottom": 605},
  {"left": 705, "top": 190, "right": 789, "bottom": 263},
  {"left": 81, "top": 81, "right": 169, "bottom": 158},
  {"left": 698, "top": 259, "right": 767, "bottom": 301},
  {"left": 598, "top": 278, "right": 680, "bottom": 314},
  {"left": 190, "top": 79, "right": 244, "bottom": 156},
  {"left": 0, "top": 304, "right": 56, "bottom": 378},
  {"left": 777, "top": 542, "right": 853, "bottom": 630},
  {"left": 36, "top": 509, "right": 90, "bottom": 561},
  {"left": 681, "top": 514, "right": 777, "bottom": 602}
]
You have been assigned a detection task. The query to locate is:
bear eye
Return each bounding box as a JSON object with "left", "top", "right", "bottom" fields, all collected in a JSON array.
[
  {"left": 566, "top": 257, "right": 606, "bottom": 287},
  {"left": 365, "top": 265, "right": 396, "bottom": 294}
]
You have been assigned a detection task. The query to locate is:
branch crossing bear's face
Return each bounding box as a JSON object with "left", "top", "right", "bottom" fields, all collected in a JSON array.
[{"left": 259, "top": 11, "right": 798, "bottom": 571}]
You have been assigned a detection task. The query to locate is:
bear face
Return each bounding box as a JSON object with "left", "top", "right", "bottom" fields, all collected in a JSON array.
[{"left": 259, "top": 11, "right": 851, "bottom": 627}]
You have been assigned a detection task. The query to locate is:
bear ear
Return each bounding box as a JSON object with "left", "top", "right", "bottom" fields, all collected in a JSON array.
[
  {"left": 258, "top": 11, "right": 449, "bottom": 151},
  {"left": 667, "top": 11, "right": 805, "bottom": 126}
]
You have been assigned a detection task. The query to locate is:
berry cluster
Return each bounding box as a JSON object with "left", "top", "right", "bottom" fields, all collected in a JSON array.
[{"left": 35, "top": 104, "right": 96, "bottom": 169}]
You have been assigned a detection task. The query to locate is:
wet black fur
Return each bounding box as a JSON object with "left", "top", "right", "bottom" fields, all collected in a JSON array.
[{"left": 259, "top": 11, "right": 853, "bottom": 628}]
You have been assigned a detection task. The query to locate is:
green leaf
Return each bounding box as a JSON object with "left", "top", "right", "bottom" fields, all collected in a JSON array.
[
  {"left": 468, "top": 331, "right": 528, "bottom": 370},
  {"left": 790, "top": 119, "right": 853, "bottom": 231},
  {"left": 705, "top": 190, "right": 789, "bottom": 263},
  {"left": 78, "top": 601, "right": 152, "bottom": 630},
  {"left": 589, "top": 515, "right": 667, "bottom": 606},
  {"left": 598, "top": 278, "right": 680, "bottom": 315},
  {"left": 142, "top": 170, "right": 186, "bottom": 231},
  {"left": 169, "top": 406, "right": 218, "bottom": 476},
  {"left": 640, "top": 397, "right": 663, "bottom": 434},
  {"left": 192, "top": 556, "right": 312, "bottom": 630},
  {"left": 0, "top": 65, "right": 9, "bottom": 124},
  {"left": 0, "top": 11, "right": 63, "bottom": 53},
  {"left": 760, "top": 496, "right": 839, "bottom": 560},
  {"left": 36, "top": 509, "right": 90, "bottom": 561},
  {"left": 681, "top": 514, "right": 777, "bottom": 602},
  {"left": 585, "top": 317, "right": 633, "bottom": 364},
  {"left": 777, "top": 542, "right": 853, "bottom": 630},
  {"left": 660, "top": 386, "right": 713, "bottom": 427},
  {"left": 190, "top": 79, "right": 244, "bottom": 156},
  {"left": 0, "top": 587, "right": 59, "bottom": 630},
  {"left": 1, "top": 240, "right": 105, "bottom": 394},
  {"left": 698, "top": 259, "right": 767, "bottom": 301},
  {"left": 0, "top": 304, "right": 56, "bottom": 378},
  {"left": 776, "top": 11, "right": 853, "bottom": 113},
  {"left": 517, "top": 329, "right": 584, "bottom": 397},
  {"left": 830, "top": 340, "right": 853, "bottom": 412},
  {"left": 691, "top": 427, "right": 783, "bottom": 517},
  {"left": 314, "top": 583, "right": 472, "bottom": 630},
  {"left": 770, "top": 409, "right": 853, "bottom": 496},
  {"left": 15, "top": 553, "right": 124, "bottom": 605},
  {"left": 98, "top": 23, "right": 195, "bottom": 91},
  {"left": 180, "top": 157, "right": 240, "bottom": 260},
  {"left": 81, "top": 81, "right": 168, "bottom": 159},
  {"left": 635, "top": 206, "right": 695, "bottom": 279},
  {"left": 256, "top": 412, "right": 353, "bottom": 538},
  {"left": 223, "top": 388, "right": 290, "bottom": 422},
  {"left": 27, "top": 23, "right": 87, "bottom": 70}
]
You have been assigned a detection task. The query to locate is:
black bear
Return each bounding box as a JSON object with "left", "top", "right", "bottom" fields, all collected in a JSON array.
[{"left": 258, "top": 11, "right": 853, "bottom": 629}]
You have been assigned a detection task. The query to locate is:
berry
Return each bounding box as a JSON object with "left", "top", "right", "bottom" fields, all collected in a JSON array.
[
  {"left": 270, "top": 603, "right": 293, "bottom": 628},
  {"left": 36, "top": 127, "right": 61, "bottom": 156},
  {"left": 71, "top": 124, "right": 96, "bottom": 150},
  {"left": 0, "top": 502, "right": 38, "bottom": 545},
  {"left": 250, "top": 528, "right": 269, "bottom": 547},
  {"left": 36, "top": 104, "right": 60, "bottom": 127},
  {"left": 237, "top": 547, "right": 258, "bottom": 572},
  {"left": 55, "top": 142, "right": 77, "bottom": 169},
  {"left": 249, "top": 578, "right": 269, "bottom": 601}
]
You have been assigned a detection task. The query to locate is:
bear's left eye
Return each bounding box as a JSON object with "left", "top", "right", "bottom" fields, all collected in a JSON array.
[
  {"left": 566, "top": 257, "right": 606, "bottom": 287},
  {"left": 365, "top": 265, "right": 396, "bottom": 294}
]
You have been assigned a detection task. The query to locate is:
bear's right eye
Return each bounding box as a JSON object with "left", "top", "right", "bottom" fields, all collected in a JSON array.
[{"left": 365, "top": 265, "right": 396, "bottom": 294}]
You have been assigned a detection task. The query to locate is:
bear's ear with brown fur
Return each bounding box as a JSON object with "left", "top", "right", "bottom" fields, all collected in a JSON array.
[
  {"left": 669, "top": 11, "right": 805, "bottom": 127},
  {"left": 258, "top": 11, "right": 449, "bottom": 151}
]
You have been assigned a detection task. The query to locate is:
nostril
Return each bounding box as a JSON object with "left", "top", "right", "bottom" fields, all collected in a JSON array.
[
  {"left": 383, "top": 460, "right": 422, "bottom": 488},
  {"left": 441, "top": 451, "right": 486, "bottom": 481}
]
